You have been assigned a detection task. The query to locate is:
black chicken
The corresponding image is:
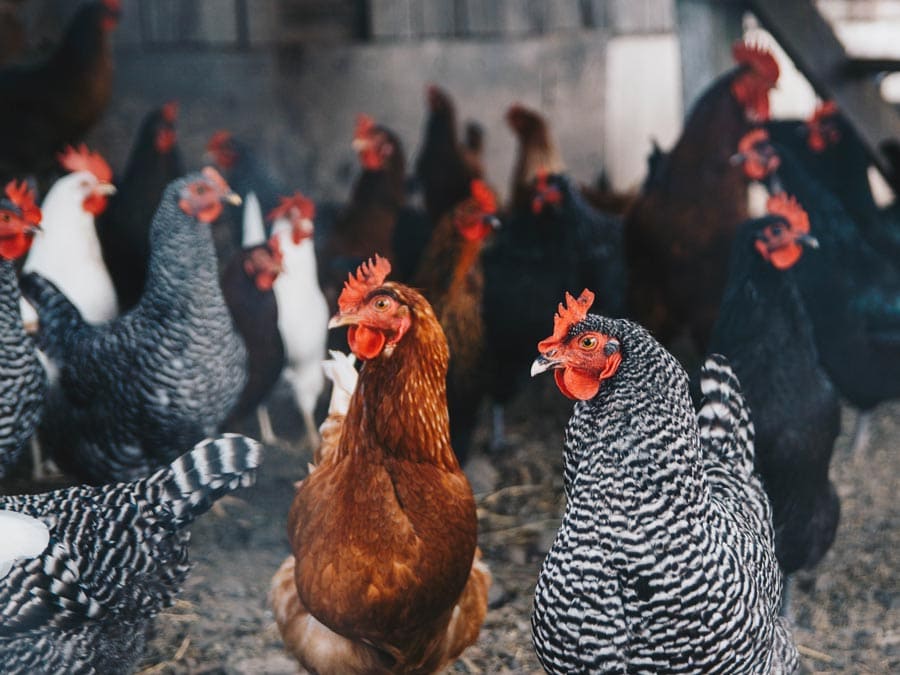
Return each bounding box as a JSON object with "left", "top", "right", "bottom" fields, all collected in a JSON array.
[
  {"left": 736, "top": 129, "right": 900, "bottom": 453},
  {"left": 709, "top": 195, "right": 840, "bottom": 611},
  {"left": 96, "top": 101, "right": 184, "bottom": 311},
  {"left": 20, "top": 169, "right": 248, "bottom": 484}
]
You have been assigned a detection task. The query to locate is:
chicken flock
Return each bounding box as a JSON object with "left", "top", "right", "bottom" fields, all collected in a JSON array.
[{"left": 0, "top": 2, "right": 897, "bottom": 673}]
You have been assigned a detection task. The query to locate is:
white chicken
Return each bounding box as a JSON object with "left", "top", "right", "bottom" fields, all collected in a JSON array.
[
  {"left": 265, "top": 193, "right": 329, "bottom": 447},
  {"left": 21, "top": 144, "right": 118, "bottom": 327}
]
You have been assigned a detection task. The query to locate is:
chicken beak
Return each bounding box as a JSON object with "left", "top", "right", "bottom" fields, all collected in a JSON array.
[
  {"left": 96, "top": 182, "right": 117, "bottom": 196},
  {"left": 224, "top": 192, "right": 242, "bottom": 206},
  {"left": 531, "top": 353, "right": 561, "bottom": 377},
  {"left": 729, "top": 152, "right": 746, "bottom": 167},
  {"left": 328, "top": 312, "right": 357, "bottom": 329},
  {"left": 797, "top": 233, "right": 820, "bottom": 249}
]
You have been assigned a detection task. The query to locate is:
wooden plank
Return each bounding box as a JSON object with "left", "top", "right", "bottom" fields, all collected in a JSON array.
[
  {"left": 544, "top": 0, "right": 582, "bottom": 32},
  {"left": 245, "top": 0, "right": 278, "bottom": 46},
  {"left": 609, "top": 0, "right": 676, "bottom": 35},
  {"left": 420, "top": 0, "right": 456, "bottom": 37},
  {"left": 748, "top": 0, "right": 900, "bottom": 189},
  {"left": 195, "top": 0, "right": 238, "bottom": 45},
  {"left": 370, "top": 0, "right": 414, "bottom": 39}
]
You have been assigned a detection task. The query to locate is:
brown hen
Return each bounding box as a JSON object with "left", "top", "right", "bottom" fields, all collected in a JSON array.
[{"left": 270, "top": 256, "right": 490, "bottom": 675}]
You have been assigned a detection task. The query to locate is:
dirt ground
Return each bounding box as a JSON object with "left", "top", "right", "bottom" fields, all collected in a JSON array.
[{"left": 117, "top": 373, "right": 897, "bottom": 675}]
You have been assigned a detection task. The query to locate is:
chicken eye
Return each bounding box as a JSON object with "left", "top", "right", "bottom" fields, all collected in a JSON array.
[
  {"left": 770, "top": 224, "right": 784, "bottom": 236},
  {"left": 1, "top": 213, "right": 8, "bottom": 222},
  {"left": 196, "top": 184, "right": 208, "bottom": 195},
  {"left": 579, "top": 335, "right": 598, "bottom": 350},
  {"left": 372, "top": 296, "right": 392, "bottom": 312}
]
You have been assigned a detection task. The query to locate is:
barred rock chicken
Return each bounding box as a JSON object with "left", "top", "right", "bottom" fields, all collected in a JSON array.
[
  {"left": 97, "top": 101, "right": 184, "bottom": 310},
  {"left": 20, "top": 168, "right": 247, "bottom": 484},
  {"left": 735, "top": 128, "right": 900, "bottom": 454},
  {"left": 414, "top": 85, "right": 482, "bottom": 224},
  {"left": 709, "top": 195, "right": 840, "bottom": 607},
  {"left": 270, "top": 256, "right": 490, "bottom": 674},
  {"left": 624, "top": 41, "right": 779, "bottom": 357},
  {"left": 530, "top": 290, "right": 797, "bottom": 674},
  {"left": 318, "top": 114, "right": 431, "bottom": 310},
  {"left": 413, "top": 179, "right": 499, "bottom": 464},
  {"left": 0, "top": 180, "right": 45, "bottom": 476},
  {"left": 21, "top": 144, "right": 117, "bottom": 326},
  {"left": 0, "top": 511, "right": 48, "bottom": 581},
  {"left": 0, "top": 434, "right": 261, "bottom": 674},
  {"left": 0, "top": 0, "right": 119, "bottom": 186}
]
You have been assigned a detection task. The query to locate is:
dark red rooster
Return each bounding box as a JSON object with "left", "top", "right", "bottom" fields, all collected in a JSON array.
[
  {"left": 623, "top": 40, "right": 779, "bottom": 359},
  {"left": 0, "top": 0, "right": 120, "bottom": 185}
]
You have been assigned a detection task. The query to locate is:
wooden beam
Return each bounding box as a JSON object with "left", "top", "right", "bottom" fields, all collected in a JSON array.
[{"left": 748, "top": 0, "right": 900, "bottom": 190}]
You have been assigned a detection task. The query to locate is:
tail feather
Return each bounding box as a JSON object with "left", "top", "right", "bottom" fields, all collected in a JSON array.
[
  {"left": 153, "top": 434, "right": 262, "bottom": 527},
  {"left": 697, "top": 354, "right": 755, "bottom": 475},
  {"left": 18, "top": 272, "right": 86, "bottom": 357}
]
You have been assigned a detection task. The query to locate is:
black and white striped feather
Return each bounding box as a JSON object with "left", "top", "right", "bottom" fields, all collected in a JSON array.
[
  {"left": 532, "top": 316, "right": 798, "bottom": 674},
  {"left": 20, "top": 172, "right": 248, "bottom": 484},
  {"left": 0, "top": 434, "right": 261, "bottom": 675},
  {"left": 0, "top": 259, "right": 46, "bottom": 476}
]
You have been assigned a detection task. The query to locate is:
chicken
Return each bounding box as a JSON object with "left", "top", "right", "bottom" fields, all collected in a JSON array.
[
  {"left": 709, "top": 194, "right": 840, "bottom": 612},
  {"left": 735, "top": 128, "right": 900, "bottom": 454},
  {"left": 0, "top": 0, "right": 119, "bottom": 186},
  {"left": 0, "top": 511, "right": 48, "bottom": 581},
  {"left": 530, "top": 290, "right": 797, "bottom": 673},
  {"left": 413, "top": 179, "right": 499, "bottom": 464},
  {"left": 270, "top": 256, "right": 490, "bottom": 674},
  {"left": 221, "top": 238, "right": 285, "bottom": 443},
  {"left": 0, "top": 434, "right": 261, "bottom": 674},
  {"left": 223, "top": 192, "right": 329, "bottom": 448},
  {"left": 21, "top": 144, "right": 118, "bottom": 326},
  {"left": 207, "top": 129, "right": 287, "bottom": 253},
  {"left": 414, "top": 85, "right": 480, "bottom": 224},
  {"left": 318, "top": 114, "right": 431, "bottom": 310},
  {"left": 20, "top": 168, "right": 248, "bottom": 484},
  {"left": 0, "top": 180, "right": 45, "bottom": 476},
  {"left": 767, "top": 102, "right": 900, "bottom": 261},
  {"left": 266, "top": 193, "right": 329, "bottom": 446},
  {"left": 96, "top": 101, "right": 184, "bottom": 311},
  {"left": 623, "top": 41, "right": 779, "bottom": 357},
  {"left": 483, "top": 104, "right": 625, "bottom": 448}
]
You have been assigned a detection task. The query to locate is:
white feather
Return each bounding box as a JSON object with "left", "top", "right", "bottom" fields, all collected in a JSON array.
[
  {"left": 241, "top": 191, "right": 266, "bottom": 248},
  {"left": 0, "top": 511, "right": 50, "bottom": 580},
  {"left": 22, "top": 171, "right": 118, "bottom": 324}
]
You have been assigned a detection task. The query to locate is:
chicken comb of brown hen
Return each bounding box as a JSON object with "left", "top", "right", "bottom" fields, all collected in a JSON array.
[
  {"left": 5, "top": 180, "right": 42, "bottom": 227},
  {"left": 207, "top": 130, "right": 236, "bottom": 169},
  {"left": 537, "top": 289, "right": 594, "bottom": 353},
  {"left": 806, "top": 101, "right": 841, "bottom": 152},
  {"left": 353, "top": 114, "right": 376, "bottom": 144},
  {"left": 732, "top": 41, "right": 779, "bottom": 85},
  {"left": 338, "top": 254, "right": 392, "bottom": 313},
  {"left": 58, "top": 144, "right": 112, "bottom": 183},
  {"left": 161, "top": 100, "right": 179, "bottom": 123},
  {"left": 470, "top": 180, "right": 496, "bottom": 214}
]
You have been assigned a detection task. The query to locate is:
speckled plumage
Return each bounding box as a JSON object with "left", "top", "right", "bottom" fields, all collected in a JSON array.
[
  {"left": 0, "top": 434, "right": 261, "bottom": 675},
  {"left": 532, "top": 316, "right": 797, "bottom": 674},
  {"left": 20, "top": 173, "right": 248, "bottom": 484},
  {"left": 0, "top": 259, "right": 45, "bottom": 476}
]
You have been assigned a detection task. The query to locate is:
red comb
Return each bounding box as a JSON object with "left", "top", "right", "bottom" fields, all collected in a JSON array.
[
  {"left": 809, "top": 100, "right": 838, "bottom": 124},
  {"left": 207, "top": 129, "right": 232, "bottom": 153},
  {"left": 738, "top": 128, "right": 770, "bottom": 155},
  {"left": 161, "top": 100, "right": 179, "bottom": 124},
  {"left": 268, "top": 192, "right": 315, "bottom": 223},
  {"left": 337, "top": 255, "right": 392, "bottom": 313},
  {"left": 354, "top": 114, "right": 376, "bottom": 141},
  {"left": 58, "top": 144, "right": 112, "bottom": 183},
  {"left": 470, "top": 180, "right": 496, "bottom": 214},
  {"left": 537, "top": 289, "right": 595, "bottom": 352},
  {"left": 766, "top": 193, "right": 810, "bottom": 234},
  {"left": 5, "top": 180, "right": 41, "bottom": 226},
  {"left": 732, "top": 41, "right": 780, "bottom": 85}
]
